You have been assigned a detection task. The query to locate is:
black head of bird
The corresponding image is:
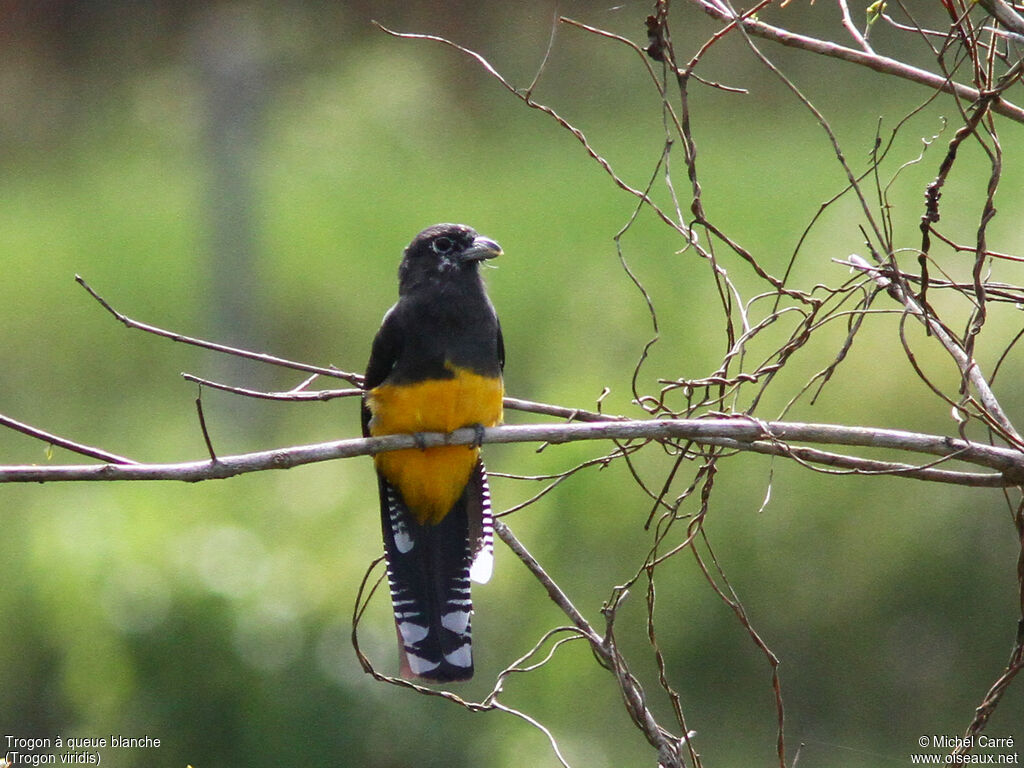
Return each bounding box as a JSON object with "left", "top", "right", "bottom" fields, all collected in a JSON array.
[{"left": 398, "top": 223, "right": 503, "bottom": 295}]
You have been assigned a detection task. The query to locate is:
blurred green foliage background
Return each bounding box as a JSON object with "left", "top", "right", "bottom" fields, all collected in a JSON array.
[{"left": 2, "top": 1, "right": 1023, "bottom": 766}]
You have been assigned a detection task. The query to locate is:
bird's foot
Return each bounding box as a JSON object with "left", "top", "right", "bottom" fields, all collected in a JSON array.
[{"left": 470, "top": 423, "right": 486, "bottom": 448}]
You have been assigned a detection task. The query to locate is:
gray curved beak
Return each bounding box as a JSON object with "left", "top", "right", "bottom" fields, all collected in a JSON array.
[{"left": 460, "top": 235, "right": 503, "bottom": 262}]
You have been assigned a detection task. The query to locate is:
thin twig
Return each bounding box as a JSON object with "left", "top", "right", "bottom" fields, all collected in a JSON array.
[
  {"left": 80, "top": 278, "right": 628, "bottom": 425},
  {"left": 839, "top": 0, "right": 875, "bottom": 53},
  {"left": 75, "top": 275, "right": 364, "bottom": 385},
  {"left": 691, "top": 0, "right": 1024, "bottom": 123},
  {"left": 194, "top": 391, "right": 218, "bottom": 462},
  {"left": 372, "top": 22, "right": 689, "bottom": 238},
  {"left": 848, "top": 260, "right": 1023, "bottom": 445},
  {"left": 0, "top": 413, "right": 137, "bottom": 465},
  {"left": 181, "top": 373, "right": 362, "bottom": 402},
  {"left": 494, "top": 520, "right": 602, "bottom": 645}
]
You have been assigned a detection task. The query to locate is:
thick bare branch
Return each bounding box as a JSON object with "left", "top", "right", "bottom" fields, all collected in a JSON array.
[
  {"left": 976, "top": 0, "right": 1024, "bottom": 39},
  {"left": 2, "top": 417, "right": 1021, "bottom": 486}
]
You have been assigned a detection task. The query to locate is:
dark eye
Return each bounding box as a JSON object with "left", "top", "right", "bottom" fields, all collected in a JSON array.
[{"left": 431, "top": 236, "right": 455, "bottom": 255}]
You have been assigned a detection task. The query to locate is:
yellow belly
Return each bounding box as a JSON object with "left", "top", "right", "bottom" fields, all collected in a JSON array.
[{"left": 367, "top": 366, "right": 503, "bottom": 525}]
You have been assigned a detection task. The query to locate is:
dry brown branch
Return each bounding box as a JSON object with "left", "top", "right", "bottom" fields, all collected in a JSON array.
[
  {"left": 691, "top": 0, "right": 1024, "bottom": 123},
  {"left": 182, "top": 373, "right": 363, "bottom": 402},
  {"left": 0, "top": 413, "right": 137, "bottom": 465},
  {"left": 75, "top": 274, "right": 365, "bottom": 386}
]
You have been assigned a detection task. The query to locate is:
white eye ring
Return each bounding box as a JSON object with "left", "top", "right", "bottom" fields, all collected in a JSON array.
[{"left": 431, "top": 236, "right": 455, "bottom": 255}]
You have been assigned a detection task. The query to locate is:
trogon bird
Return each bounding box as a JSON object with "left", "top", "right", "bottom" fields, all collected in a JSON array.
[{"left": 362, "top": 223, "right": 504, "bottom": 681}]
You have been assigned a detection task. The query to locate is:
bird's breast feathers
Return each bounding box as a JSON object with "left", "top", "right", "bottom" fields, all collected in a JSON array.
[{"left": 367, "top": 363, "right": 503, "bottom": 525}]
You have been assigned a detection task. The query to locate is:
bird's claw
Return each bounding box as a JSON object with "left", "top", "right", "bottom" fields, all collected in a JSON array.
[{"left": 471, "top": 423, "right": 486, "bottom": 448}]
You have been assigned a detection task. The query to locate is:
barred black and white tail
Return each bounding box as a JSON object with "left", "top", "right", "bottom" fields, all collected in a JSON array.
[{"left": 379, "top": 461, "right": 493, "bottom": 681}]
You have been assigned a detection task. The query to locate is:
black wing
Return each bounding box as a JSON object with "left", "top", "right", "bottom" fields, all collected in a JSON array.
[
  {"left": 496, "top": 317, "right": 505, "bottom": 373},
  {"left": 362, "top": 306, "right": 402, "bottom": 437}
]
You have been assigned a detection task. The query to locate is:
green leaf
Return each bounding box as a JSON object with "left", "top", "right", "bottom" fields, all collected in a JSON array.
[{"left": 866, "top": 0, "right": 886, "bottom": 28}]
